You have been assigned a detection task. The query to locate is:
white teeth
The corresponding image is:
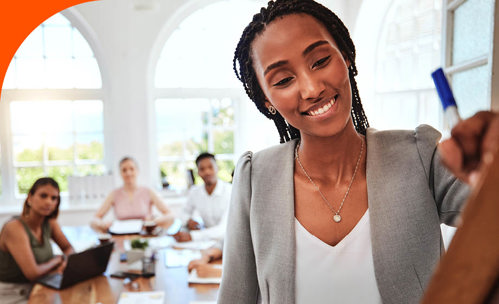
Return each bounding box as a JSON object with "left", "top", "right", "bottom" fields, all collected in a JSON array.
[{"left": 308, "top": 97, "right": 336, "bottom": 116}]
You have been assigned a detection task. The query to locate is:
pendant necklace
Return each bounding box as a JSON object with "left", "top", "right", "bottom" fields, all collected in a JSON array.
[{"left": 295, "top": 139, "right": 364, "bottom": 223}]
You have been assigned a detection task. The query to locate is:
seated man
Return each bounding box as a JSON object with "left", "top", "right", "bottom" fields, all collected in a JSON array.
[{"left": 173, "top": 153, "right": 232, "bottom": 242}]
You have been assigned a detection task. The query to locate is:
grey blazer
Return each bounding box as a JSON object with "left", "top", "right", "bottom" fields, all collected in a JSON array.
[{"left": 218, "top": 125, "right": 469, "bottom": 304}]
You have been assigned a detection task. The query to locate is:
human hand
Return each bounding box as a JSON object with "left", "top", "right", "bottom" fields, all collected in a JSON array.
[
  {"left": 187, "top": 219, "right": 201, "bottom": 230},
  {"left": 187, "top": 256, "right": 209, "bottom": 272},
  {"left": 100, "top": 220, "right": 112, "bottom": 232},
  {"left": 54, "top": 255, "right": 66, "bottom": 273},
  {"left": 195, "top": 264, "right": 222, "bottom": 278},
  {"left": 172, "top": 231, "right": 192, "bottom": 242},
  {"left": 439, "top": 111, "right": 499, "bottom": 186}
]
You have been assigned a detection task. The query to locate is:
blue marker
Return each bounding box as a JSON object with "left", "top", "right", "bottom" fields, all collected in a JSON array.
[{"left": 431, "top": 68, "right": 461, "bottom": 129}]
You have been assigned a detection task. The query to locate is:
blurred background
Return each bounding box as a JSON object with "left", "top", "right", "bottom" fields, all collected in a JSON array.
[{"left": 0, "top": 0, "right": 497, "bottom": 228}]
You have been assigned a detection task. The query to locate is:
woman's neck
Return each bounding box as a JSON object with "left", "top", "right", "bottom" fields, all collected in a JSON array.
[
  {"left": 297, "top": 124, "right": 364, "bottom": 185},
  {"left": 123, "top": 183, "right": 137, "bottom": 192},
  {"left": 21, "top": 213, "right": 45, "bottom": 230}
]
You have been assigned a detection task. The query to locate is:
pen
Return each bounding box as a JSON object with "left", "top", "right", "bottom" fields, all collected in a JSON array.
[{"left": 431, "top": 68, "right": 461, "bottom": 129}]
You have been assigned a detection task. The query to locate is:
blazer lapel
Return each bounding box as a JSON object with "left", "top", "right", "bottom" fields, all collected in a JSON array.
[
  {"left": 366, "top": 128, "right": 429, "bottom": 303},
  {"left": 252, "top": 139, "right": 297, "bottom": 303}
]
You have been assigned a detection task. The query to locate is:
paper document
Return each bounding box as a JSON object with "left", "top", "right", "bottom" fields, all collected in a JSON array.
[
  {"left": 188, "top": 265, "right": 222, "bottom": 284},
  {"left": 109, "top": 220, "right": 143, "bottom": 235},
  {"left": 173, "top": 240, "right": 216, "bottom": 250},
  {"left": 118, "top": 291, "right": 164, "bottom": 304},
  {"left": 164, "top": 248, "right": 201, "bottom": 268}
]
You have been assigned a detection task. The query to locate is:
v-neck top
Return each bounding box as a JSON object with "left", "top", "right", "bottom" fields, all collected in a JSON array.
[
  {"left": 295, "top": 210, "right": 383, "bottom": 304},
  {"left": 112, "top": 186, "right": 153, "bottom": 220},
  {"left": 0, "top": 217, "right": 53, "bottom": 283}
]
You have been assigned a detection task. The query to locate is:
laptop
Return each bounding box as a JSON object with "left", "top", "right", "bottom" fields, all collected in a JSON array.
[{"left": 38, "top": 241, "right": 114, "bottom": 289}]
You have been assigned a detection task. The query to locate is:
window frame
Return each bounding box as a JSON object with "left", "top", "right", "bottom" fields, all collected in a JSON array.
[
  {"left": 153, "top": 88, "right": 243, "bottom": 190},
  {"left": 441, "top": 0, "right": 497, "bottom": 109},
  {"left": 0, "top": 90, "right": 105, "bottom": 204},
  {"left": 0, "top": 9, "right": 106, "bottom": 205}
]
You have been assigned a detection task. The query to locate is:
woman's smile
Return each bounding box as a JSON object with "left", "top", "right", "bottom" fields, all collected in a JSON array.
[{"left": 302, "top": 94, "right": 338, "bottom": 117}]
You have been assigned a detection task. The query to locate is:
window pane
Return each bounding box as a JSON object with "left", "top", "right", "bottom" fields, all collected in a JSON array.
[
  {"left": 11, "top": 101, "right": 73, "bottom": 135},
  {"left": 47, "top": 166, "right": 74, "bottom": 192},
  {"left": 16, "top": 167, "right": 44, "bottom": 194},
  {"left": 76, "top": 134, "right": 104, "bottom": 160},
  {"left": 3, "top": 13, "right": 101, "bottom": 89},
  {"left": 217, "top": 160, "right": 235, "bottom": 184},
  {"left": 452, "top": 0, "right": 494, "bottom": 65},
  {"left": 16, "top": 58, "right": 45, "bottom": 88},
  {"left": 451, "top": 65, "right": 490, "bottom": 119},
  {"left": 76, "top": 165, "right": 105, "bottom": 176},
  {"left": 73, "top": 100, "right": 103, "bottom": 132},
  {"left": 3, "top": 60, "right": 17, "bottom": 89},
  {"left": 16, "top": 27, "right": 44, "bottom": 58},
  {"left": 13, "top": 136, "right": 43, "bottom": 162},
  {"left": 159, "top": 162, "right": 189, "bottom": 190},
  {"left": 212, "top": 98, "right": 234, "bottom": 128},
  {"left": 47, "top": 134, "right": 73, "bottom": 161},
  {"left": 46, "top": 58, "right": 74, "bottom": 88},
  {"left": 156, "top": 99, "right": 209, "bottom": 157},
  {"left": 214, "top": 130, "right": 234, "bottom": 154},
  {"left": 44, "top": 25, "right": 72, "bottom": 58},
  {"left": 73, "top": 58, "right": 102, "bottom": 88}
]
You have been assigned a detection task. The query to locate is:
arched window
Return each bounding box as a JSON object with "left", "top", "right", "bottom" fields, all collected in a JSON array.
[
  {"left": 372, "top": 0, "right": 443, "bottom": 130},
  {"left": 154, "top": 0, "right": 262, "bottom": 190},
  {"left": 1, "top": 12, "right": 104, "bottom": 200}
]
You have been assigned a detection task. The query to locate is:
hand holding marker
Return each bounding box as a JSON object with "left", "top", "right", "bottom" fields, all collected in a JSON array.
[{"left": 431, "top": 68, "right": 461, "bottom": 129}]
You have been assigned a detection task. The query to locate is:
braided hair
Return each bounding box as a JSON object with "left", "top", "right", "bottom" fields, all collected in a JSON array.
[{"left": 233, "top": 0, "right": 369, "bottom": 143}]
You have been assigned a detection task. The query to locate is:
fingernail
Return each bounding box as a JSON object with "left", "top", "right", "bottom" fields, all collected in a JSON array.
[{"left": 469, "top": 172, "right": 479, "bottom": 186}]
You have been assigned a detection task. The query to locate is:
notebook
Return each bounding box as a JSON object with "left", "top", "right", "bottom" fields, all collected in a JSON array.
[{"left": 37, "top": 241, "right": 114, "bottom": 289}]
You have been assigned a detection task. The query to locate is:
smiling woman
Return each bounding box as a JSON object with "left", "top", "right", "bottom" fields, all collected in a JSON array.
[{"left": 218, "top": 0, "right": 499, "bottom": 303}]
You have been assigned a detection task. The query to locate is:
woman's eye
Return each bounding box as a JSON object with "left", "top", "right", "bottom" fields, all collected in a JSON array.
[
  {"left": 273, "top": 77, "right": 293, "bottom": 87},
  {"left": 312, "top": 55, "right": 331, "bottom": 69},
  {"left": 40, "top": 193, "right": 48, "bottom": 198}
]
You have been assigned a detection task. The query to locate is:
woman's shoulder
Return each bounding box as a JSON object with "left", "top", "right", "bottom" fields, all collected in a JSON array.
[
  {"left": 1, "top": 218, "right": 27, "bottom": 240},
  {"left": 366, "top": 124, "right": 442, "bottom": 164},
  {"left": 367, "top": 125, "right": 441, "bottom": 149}
]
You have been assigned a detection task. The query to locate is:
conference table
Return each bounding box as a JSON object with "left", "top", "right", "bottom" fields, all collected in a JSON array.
[{"left": 28, "top": 226, "right": 220, "bottom": 304}]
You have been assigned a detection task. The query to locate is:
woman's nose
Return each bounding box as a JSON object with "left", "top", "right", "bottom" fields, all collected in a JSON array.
[{"left": 299, "top": 72, "right": 325, "bottom": 101}]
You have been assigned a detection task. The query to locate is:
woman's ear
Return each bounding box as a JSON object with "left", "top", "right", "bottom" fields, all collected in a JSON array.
[{"left": 265, "top": 100, "right": 277, "bottom": 115}]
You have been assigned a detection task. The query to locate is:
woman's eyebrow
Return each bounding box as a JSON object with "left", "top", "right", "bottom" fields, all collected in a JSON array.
[
  {"left": 302, "top": 40, "right": 329, "bottom": 56},
  {"left": 263, "top": 40, "right": 329, "bottom": 76},
  {"left": 264, "top": 60, "right": 288, "bottom": 76}
]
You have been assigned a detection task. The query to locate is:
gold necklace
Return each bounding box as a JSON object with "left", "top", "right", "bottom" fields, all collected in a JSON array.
[{"left": 295, "top": 139, "right": 364, "bottom": 223}]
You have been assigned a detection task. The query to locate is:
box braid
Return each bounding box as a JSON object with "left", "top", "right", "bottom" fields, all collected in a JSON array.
[{"left": 233, "top": 0, "right": 369, "bottom": 143}]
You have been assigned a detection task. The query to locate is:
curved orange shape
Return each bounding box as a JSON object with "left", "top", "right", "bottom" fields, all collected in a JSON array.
[{"left": 0, "top": 0, "right": 98, "bottom": 89}]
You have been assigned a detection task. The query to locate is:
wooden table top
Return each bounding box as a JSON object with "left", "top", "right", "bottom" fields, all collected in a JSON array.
[{"left": 28, "top": 226, "right": 219, "bottom": 304}]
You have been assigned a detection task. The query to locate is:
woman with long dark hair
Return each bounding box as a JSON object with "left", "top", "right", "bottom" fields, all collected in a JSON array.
[
  {"left": 218, "top": 0, "right": 499, "bottom": 303},
  {"left": 0, "top": 177, "right": 74, "bottom": 303}
]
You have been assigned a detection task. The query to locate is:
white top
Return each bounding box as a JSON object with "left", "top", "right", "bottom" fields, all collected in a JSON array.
[
  {"left": 295, "top": 210, "right": 383, "bottom": 304},
  {"left": 181, "top": 179, "right": 232, "bottom": 241}
]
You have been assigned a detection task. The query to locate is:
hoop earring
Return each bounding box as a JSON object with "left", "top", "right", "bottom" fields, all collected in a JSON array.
[{"left": 268, "top": 105, "right": 277, "bottom": 115}]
